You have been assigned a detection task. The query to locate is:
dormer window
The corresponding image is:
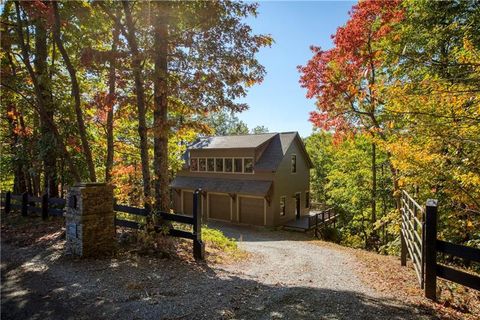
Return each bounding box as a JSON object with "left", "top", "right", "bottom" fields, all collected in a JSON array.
[
  {"left": 291, "top": 154, "right": 297, "bottom": 173},
  {"left": 190, "top": 158, "right": 198, "bottom": 171}
]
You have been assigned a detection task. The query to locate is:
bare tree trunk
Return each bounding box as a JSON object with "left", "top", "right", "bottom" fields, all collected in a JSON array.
[
  {"left": 153, "top": 5, "right": 170, "bottom": 212},
  {"left": 122, "top": 1, "right": 152, "bottom": 208},
  {"left": 14, "top": 1, "right": 81, "bottom": 182},
  {"left": 52, "top": 1, "right": 96, "bottom": 182},
  {"left": 105, "top": 22, "right": 120, "bottom": 183}
]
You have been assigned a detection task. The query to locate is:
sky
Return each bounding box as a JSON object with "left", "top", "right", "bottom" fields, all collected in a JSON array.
[{"left": 238, "top": 1, "right": 354, "bottom": 137}]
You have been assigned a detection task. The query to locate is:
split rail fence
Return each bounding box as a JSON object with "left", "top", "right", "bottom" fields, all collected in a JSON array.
[{"left": 400, "top": 190, "right": 480, "bottom": 300}]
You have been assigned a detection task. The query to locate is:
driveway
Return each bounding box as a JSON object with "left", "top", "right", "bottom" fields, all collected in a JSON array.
[{"left": 1, "top": 222, "right": 435, "bottom": 320}]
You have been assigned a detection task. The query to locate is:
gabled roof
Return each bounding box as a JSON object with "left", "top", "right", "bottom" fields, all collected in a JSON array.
[
  {"left": 171, "top": 176, "right": 272, "bottom": 196},
  {"left": 254, "top": 132, "right": 313, "bottom": 172},
  {"left": 189, "top": 133, "right": 276, "bottom": 149}
]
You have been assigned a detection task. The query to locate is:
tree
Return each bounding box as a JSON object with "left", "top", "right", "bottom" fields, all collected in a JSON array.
[{"left": 251, "top": 125, "right": 269, "bottom": 134}]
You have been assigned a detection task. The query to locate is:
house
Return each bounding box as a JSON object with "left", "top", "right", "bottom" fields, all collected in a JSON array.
[{"left": 170, "top": 132, "right": 313, "bottom": 227}]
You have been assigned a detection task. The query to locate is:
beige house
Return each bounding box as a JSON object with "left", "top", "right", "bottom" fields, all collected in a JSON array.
[{"left": 170, "top": 132, "right": 313, "bottom": 227}]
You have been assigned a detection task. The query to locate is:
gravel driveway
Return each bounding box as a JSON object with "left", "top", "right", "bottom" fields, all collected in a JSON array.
[{"left": 1, "top": 222, "right": 434, "bottom": 320}]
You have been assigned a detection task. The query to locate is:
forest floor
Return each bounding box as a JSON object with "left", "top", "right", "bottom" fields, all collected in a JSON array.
[{"left": 1, "top": 215, "right": 478, "bottom": 320}]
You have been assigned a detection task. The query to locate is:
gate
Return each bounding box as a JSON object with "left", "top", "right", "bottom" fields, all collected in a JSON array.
[{"left": 400, "top": 190, "right": 426, "bottom": 288}]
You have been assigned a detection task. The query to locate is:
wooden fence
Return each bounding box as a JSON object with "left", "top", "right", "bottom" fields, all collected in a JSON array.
[
  {"left": 1, "top": 189, "right": 205, "bottom": 260},
  {"left": 400, "top": 190, "right": 480, "bottom": 300},
  {"left": 2, "top": 191, "right": 66, "bottom": 219}
]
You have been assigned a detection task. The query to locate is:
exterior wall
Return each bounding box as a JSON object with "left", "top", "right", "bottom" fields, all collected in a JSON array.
[
  {"left": 270, "top": 138, "right": 310, "bottom": 226},
  {"left": 172, "top": 137, "right": 310, "bottom": 227}
]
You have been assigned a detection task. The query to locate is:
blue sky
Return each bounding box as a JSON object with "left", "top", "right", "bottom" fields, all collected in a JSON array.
[{"left": 238, "top": 1, "right": 354, "bottom": 137}]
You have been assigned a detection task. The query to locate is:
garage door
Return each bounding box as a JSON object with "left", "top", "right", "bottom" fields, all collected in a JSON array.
[
  {"left": 208, "top": 193, "right": 231, "bottom": 221},
  {"left": 182, "top": 191, "right": 193, "bottom": 216},
  {"left": 239, "top": 197, "right": 264, "bottom": 225}
]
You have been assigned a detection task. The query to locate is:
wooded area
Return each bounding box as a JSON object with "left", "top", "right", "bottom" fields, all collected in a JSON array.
[
  {"left": 0, "top": 0, "right": 272, "bottom": 209},
  {"left": 301, "top": 0, "right": 479, "bottom": 256}
]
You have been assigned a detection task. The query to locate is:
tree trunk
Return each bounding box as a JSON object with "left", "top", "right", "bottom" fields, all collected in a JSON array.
[
  {"left": 34, "top": 14, "right": 58, "bottom": 196},
  {"left": 122, "top": 1, "right": 152, "bottom": 208},
  {"left": 105, "top": 22, "right": 120, "bottom": 183},
  {"left": 52, "top": 1, "right": 96, "bottom": 182},
  {"left": 14, "top": 1, "right": 81, "bottom": 182},
  {"left": 153, "top": 5, "right": 170, "bottom": 212},
  {"left": 371, "top": 142, "right": 376, "bottom": 223}
]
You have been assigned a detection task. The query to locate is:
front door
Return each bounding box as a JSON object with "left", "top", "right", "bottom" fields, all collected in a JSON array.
[{"left": 295, "top": 193, "right": 301, "bottom": 219}]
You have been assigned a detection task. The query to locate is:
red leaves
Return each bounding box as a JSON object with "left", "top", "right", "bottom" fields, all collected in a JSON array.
[
  {"left": 20, "top": 0, "right": 54, "bottom": 27},
  {"left": 299, "top": 0, "right": 405, "bottom": 137}
]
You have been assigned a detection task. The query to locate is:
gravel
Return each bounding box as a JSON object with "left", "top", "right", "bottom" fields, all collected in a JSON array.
[{"left": 1, "top": 222, "right": 435, "bottom": 320}]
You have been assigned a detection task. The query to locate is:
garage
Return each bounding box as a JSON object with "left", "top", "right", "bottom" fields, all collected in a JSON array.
[
  {"left": 182, "top": 190, "right": 193, "bottom": 216},
  {"left": 239, "top": 196, "right": 265, "bottom": 225},
  {"left": 208, "top": 193, "right": 231, "bottom": 221}
]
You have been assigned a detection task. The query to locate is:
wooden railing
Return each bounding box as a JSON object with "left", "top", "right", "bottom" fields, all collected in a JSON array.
[
  {"left": 400, "top": 190, "right": 480, "bottom": 300},
  {"left": 310, "top": 207, "right": 339, "bottom": 238}
]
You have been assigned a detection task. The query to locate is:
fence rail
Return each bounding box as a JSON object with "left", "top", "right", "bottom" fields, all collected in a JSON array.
[
  {"left": 400, "top": 190, "right": 480, "bottom": 300},
  {"left": 2, "top": 189, "right": 205, "bottom": 260}
]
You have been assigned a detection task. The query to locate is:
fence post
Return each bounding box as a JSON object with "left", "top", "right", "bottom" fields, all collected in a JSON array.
[
  {"left": 42, "top": 193, "right": 49, "bottom": 220},
  {"left": 21, "top": 192, "right": 28, "bottom": 217},
  {"left": 193, "top": 188, "right": 205, "bottom": 260},
  {"left": 5, "top": 191, "right": 11, "bottom": 214},
  {"left": 315, "top": 213, "right": 318, "bottom": 238},
  {"left": 401, "top": 232, "right": 407, "bottom": 266},
  {"left": 424, "top": 199, "right": 438, "bottom": 300}
]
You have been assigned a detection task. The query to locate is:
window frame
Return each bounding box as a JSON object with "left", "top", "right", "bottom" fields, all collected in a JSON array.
[
  {"left": 215, "top": 158, "right": 224, "bottom": 173},
  {"left": 224, "top": 158, "right": 233, "bottom": 173},
  {"left": 243, "top": 157, "right": 254, "bottom": 174},
  {"left": 199, "top": 158, "right": 207, "bottom": 172},
  {"left": 207, "top": 158, "right": 215, "bottom": 172},
  {"left": 280, "top": 196, "right": 286, "bottom": 216},
  {"left": 190, "top": 158, "right": 198, "bottom": 172},
  {"left": 234, "top": 158, "right": 243, "bottom": 173},
  {"left": 291, "top": 154, "right": 297, "bottom": 173}
]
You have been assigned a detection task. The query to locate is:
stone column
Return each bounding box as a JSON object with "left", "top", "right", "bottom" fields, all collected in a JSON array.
[{"left": 65, "top": 182, "right": 115, "bottom": 257}]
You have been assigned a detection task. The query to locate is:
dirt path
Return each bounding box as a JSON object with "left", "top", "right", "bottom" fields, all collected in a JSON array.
[{"left": 1, "top": 223, "right": 436, "bottom": 320}]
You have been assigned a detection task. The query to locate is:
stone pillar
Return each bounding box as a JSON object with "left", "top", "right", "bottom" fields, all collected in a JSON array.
[{"left": 65, "top": 182, "right": 115, "bottom": 257}]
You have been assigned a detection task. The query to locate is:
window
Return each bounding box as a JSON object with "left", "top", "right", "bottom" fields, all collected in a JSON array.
[
  {"left": 190, "top": 158, "right": 198, "bottom": 171},
  {"left": 291, "top": 154, "right": 297, "bottom": 173},
  {"left": 234, "top": 158, "right": 243, "bottom": 173},
  {"left": 225, "top": 158, "right": 233, "bottom": 172},
  {"left": 215, "top": 158, "right": 224, "bottom": 172},
  {"left": 305, "top": 191, "right": 310, "bottom": 208},
  {"left": 244, "top": 158, "right": 253, "bottom": 173},
  {"left": 199, "top": 158, "right": 206, "bottom": 171},
  {"left": 207, "top": 158, "right": 215, "bottom": 172},
  {"left": 280, "top": 196, "right": 286, "bottom": 216}
]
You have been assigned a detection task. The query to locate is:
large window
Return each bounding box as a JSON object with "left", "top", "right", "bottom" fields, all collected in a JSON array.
[
  {"left": 234, "top": 158, "right": 243, "bottom": 173},
  {"left": 199, "top": 158, "right": 206, "bottom": 172},
  {"left": 207, "top": 158, "right": 215, "bottom": 172},
  {"left": 305, "top": 191, "right": 310, "bottom": 208},
  {"left": 244, "top": 158, "right": 253, "bottom": 173},
  {"left": 215, "top": 158, "right": 224, "bottom": 172},
  {"left": 190, "top": 158, "right": 198, "bottom": 171},
  {"left": 291, "top": 154, "right": 297, "bottom": 173},
  {"left": 225, "top": 158, "right": 233, "bottom": 172},
  {"left": 280, "top": 196, "right": 286, "bottom": 216}
]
